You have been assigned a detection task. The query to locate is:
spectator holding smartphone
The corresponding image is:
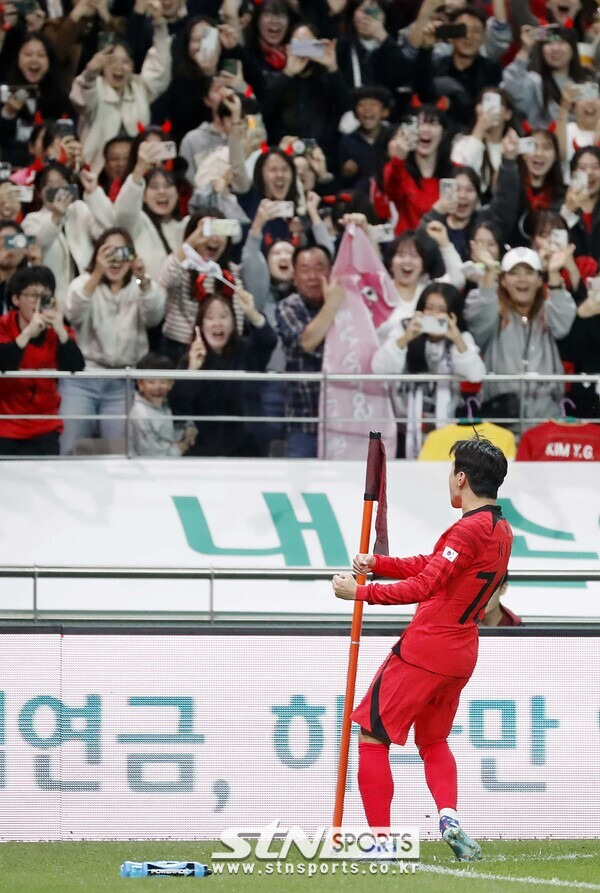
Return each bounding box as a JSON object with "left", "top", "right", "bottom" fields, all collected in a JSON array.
[
  {"left": 60, "top": 226, "right": 164, "bottom": 454},
  {"left": 70, "top": 8, "right": 171, "bottom": 173},
  {"left": 451, "top": 87, "right": 516, "bottom": 197},
  {"left": 383, "top": 105, "right": 453, "bottom": 234},
  {"left": 0, "top": 32, "right": 73, "bottom": 167},
  {"left": 260, "top": 22, "right": 352, "bottom": 175},
  {"left": 21, "top": 162, "right": 108, "bottom": 306},
  {"left": 372, "top": 281, "right": 485, "bottom": 458},
  {"left": 0, "top": 221, "right": 31, "bottom": 313},
  {"left": 501, "top": 24, "right": 588, "bottom": 129},
  {"left": 561, "top": 146, "right": 600, "bottom": 260},
  {"left": 0, "top": 265, "right": 84, "bottom": 456},
  {"left": 464, "top": 246, "right": 577, "bottom": 427}
]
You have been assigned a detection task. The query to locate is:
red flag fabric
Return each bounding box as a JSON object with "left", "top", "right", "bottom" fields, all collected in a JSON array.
[{"left": 364, "top": 432, "right": 389, "bottom": 557}]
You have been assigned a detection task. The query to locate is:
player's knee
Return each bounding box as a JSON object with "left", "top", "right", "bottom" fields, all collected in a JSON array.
[{"left": 359, "top": 728, "right": 389, "bottom": 746}]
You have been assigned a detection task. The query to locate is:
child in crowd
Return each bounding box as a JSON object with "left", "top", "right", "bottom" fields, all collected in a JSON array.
[
  {"left": 129, "top": 352, "right": 197, "bottom": 457},
  {"left": 339, "top": 86, "right": 392, "bottom": 192}
]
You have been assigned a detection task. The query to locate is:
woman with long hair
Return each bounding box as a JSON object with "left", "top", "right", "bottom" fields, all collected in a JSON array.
[
  {"left": 464, "top": 245, "right": 577, "bottom": 426},
  {"left": 260, "top": 21, "right": 352, "bottom": 173},
  {"left": 0, "top": 32, "right": 73, "bottom": 167},
  {"left": 502, "top": 24, "right": 588, "bottom": 129},
  {"left": 244, "top": 0, "right": 297, "bottom": 78},
  {"left": 159, "top": 209, "right": 235, "bottom": 364},
  {"left": 60, "top": 226, "right": 165, "bottom": 454},
  {"left": 383, "top": 104, "right": 453, "bottom": 234},
  {"left": 69, "top": 21, "right": 171, "bottom": 173},
  {"left": 451, "top": 88, "right": 517, "bottom": 198},
  {"left": 112, "top": 140, "right": 189, "bottom": 280},
  {"left": 170, "top": 287, "right": 277, "bottom": 457},
  {"left": 373, "top": 281, "right": 485, "bottom": 457}
]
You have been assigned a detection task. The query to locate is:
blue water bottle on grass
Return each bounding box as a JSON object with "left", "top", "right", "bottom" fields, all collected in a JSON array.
[{"left": 120, "top": 861, "right": 212, "bottom": 877}]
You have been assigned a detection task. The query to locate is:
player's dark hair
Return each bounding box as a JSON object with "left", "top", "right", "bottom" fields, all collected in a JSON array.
[{"left": 449, "top": 437, "right": 508, "bottom": 499}]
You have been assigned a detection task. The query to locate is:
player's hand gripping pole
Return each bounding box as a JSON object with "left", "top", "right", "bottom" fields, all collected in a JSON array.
[{"left": 333, "top": 432, "right": 387, "bottom": 827}]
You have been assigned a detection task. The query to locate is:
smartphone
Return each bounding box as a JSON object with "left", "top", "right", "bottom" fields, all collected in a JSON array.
[
  {"left": 550, "top": 228, "right": 568, "bottom": 250},
  {"left": 363, "top": 4, "right": 380, "bottom": 17},
  {"left": 440, "top": 178, "right": 458, "bottom": 205},
  {"left": 199, "top": 27, "right": 220, "bottom": 58},
  {"left": 0, "top": 162, "right": 11, "bottom": 181},
  {"left": 420, "top": 315, "right": 448, "bottom": 336},
  {"left": 401, "top": 117, "right": 419, "bottom": 150},
  {"left": 97, "top": 31, "right": 116, "bottom": 51},
  {"left": 246, "top": 113, "right": 264, "bottom": 131},
  {"left": 111, "top": 245, "right": 135, "bottom": 262},
  {"left": 56, "top": 118, "right": 75, "bottom": 138},
  {"left": 289, "top": 38, "right": 325, "bottom": 59},
  {"left": 13, "top": 184, "right": 33, "bottom": 203},
  {"left": 461, "top": 260, "right": 485, "bottom": 281},
  {"left": 39, "top": 292, "right": 56, "bottom": 312},
  {"left": 157, "top": 140, "right": 177, "bottom": 161},
  {"left": 0, "top": 84, "right": 38, "bottom": 103},
  {"left": 533, "top": 23, "right": 561, "bottom": 42},
  {"left": 571, "top": 170, "right": 589, "bottom": 192},
  {"left": 435, "top": 23, "right": 467, "bottom": 40},
  {"left": 220, "top": 58, "right": 239, "bottom": 76},
  {"left": 272, "top": 200, "right": 295, "bottom": 218},
  {"left": 3, "top": 233, "right": 35, "bottom": 250},
  {"left": 202, "top": 218, "right": 241, "bottom": 238},
  {"left": 369, "top": 223, "right": 395, "bottom": 243},
  {"left": 482, "top": 91, "right": 501, "bottom": 117},
  {"left": 572, "top": 82, "right": 600, "bottom": 102},
  {"left": 45, "top": 184, "right": 78, "bottom": 203},
  {"left": 11, "top": 0, "right": 37, "bottom": 12},
  {"left": 518, "top": 136, "right": 537, "bottom": 155},
  {"left": 586, "top": 276, "right": 600, "bottom": 303}
]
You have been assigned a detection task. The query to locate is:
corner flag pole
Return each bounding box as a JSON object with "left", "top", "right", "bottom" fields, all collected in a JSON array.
[{"left": 333, "top": 432, "right": 387, "bottom": 827}]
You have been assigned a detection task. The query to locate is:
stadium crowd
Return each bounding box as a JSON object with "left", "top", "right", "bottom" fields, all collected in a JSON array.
[{"left": 0, "top": 0, "right": 599, "bottom": 458}]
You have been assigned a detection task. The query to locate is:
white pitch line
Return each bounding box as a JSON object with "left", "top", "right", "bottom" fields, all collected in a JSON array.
[
  {"left": 484, "top": 853, "right": 597, "bottom": 865},
  {"left": 418, "top": 864, "right": 600, "bottom": 890}
]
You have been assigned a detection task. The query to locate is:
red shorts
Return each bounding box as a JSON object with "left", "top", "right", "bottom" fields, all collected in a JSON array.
[{"left": 351, "top": 651, "right": 470, "bottom": 748}]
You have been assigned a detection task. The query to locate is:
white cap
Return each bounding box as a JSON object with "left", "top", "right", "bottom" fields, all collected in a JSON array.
[{"left": 500, "top": 247, "right": 542, "bottom": 274}]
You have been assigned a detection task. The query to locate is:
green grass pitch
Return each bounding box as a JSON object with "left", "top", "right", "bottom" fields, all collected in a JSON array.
[{"left": 1, "top": 840, "right": 599, "bottom": 893}]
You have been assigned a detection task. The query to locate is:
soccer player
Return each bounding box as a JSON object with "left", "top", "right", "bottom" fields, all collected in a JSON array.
[{"left": 332, "top": 437, "right": 513, "bottom": 862}]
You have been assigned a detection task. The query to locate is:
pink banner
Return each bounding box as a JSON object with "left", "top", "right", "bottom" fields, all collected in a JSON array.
[{"left": 318, "top": 226, "right": 398, "bottom": 460}]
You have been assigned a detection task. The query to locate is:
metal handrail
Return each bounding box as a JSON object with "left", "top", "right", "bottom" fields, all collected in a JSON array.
[
  {"left": 1, "top": 566, "right": 600, "bottom": 581},
  {"left": 0, "top": 369, "right": 598, "bottom": 382},
  {"left": 2, "top": 566, "right": 599, "bottom": 625},
  {"left": 0, "top": 368, "right": 597, "bottom": 457}
]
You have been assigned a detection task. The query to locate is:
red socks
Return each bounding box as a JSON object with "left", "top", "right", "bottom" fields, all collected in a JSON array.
[
  {"left": 419, "top": 740, "right": 457, "bottom": 811},
  {"left": 357, "top": 741, "right": 394, "bottom": 829}
]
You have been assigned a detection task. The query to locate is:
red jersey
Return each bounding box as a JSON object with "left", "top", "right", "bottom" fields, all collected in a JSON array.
[
  {"left": 382, "top": 157, "right": 439, "bottom": 234},
  {"left": 516, "top": 420, "right": 600, "bottom": 461},
  {"left": 356, "top": 504, "right": 513, "bottom": 678}
]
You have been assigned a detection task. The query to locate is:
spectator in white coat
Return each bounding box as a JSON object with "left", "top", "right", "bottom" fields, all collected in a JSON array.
[
  {"left": 111, "top": 141, "right": 187, "bottom": 280},
  {"left": 22, "top": 163, "right": 112, "bottom": 307},
  {"left": 372, "top": 281, "right": 485, "bottom": 457},
  {"left": 69, "top": 14, "right": 172, "bottom": 174}
]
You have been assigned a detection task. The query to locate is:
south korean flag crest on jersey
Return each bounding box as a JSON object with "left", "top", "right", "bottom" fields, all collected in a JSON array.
[{"left": 443, "top": 546, "right": 458, "bottom": 563}]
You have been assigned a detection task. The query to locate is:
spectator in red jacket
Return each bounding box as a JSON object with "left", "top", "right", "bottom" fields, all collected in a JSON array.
[
  {"left": 383, "top": 104, "right": 452, "bottom": 234},
  {"left": 0, "top": 266, "right": 84, "bottom": 456}
]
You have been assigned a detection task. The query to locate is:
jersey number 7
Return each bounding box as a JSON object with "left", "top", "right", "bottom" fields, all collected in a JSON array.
[{"left": 458, "top": 571, "right": 499, "bottom": 625}]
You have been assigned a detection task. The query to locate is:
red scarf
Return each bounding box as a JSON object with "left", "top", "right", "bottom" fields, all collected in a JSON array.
[
  {"left": 525, "top": 175, "right": 551, "bottom": 213},
  {"left": 259, "top": 39, "right": 287, "bottom": 70},
  {"left": 108, "top": 177, "right": 122, "bottom": 202}
]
